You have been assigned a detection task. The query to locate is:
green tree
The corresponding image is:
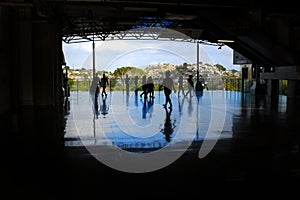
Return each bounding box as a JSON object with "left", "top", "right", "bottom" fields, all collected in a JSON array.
[
  {"left": 215, "top": 64, "right": 226, "bottom": 71},
  {"left": 113, "top": 67, "right": 133, "bottom": 90}
]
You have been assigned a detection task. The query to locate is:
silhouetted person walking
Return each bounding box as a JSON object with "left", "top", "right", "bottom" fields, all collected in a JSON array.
[
  {"left": 195, "top": 75, "right": 204, "bottom": 96},
  {"left": 140, "top": 75, "right": 147, "bottom": 99},
  {"left": 100, "top": 73, "right": 109, "bottom": 97},
  {"left": 177, "top": 75, "right": 184, "bottom": 97},
  {"left": 185, "top": 75, "right": 194, "bottom": 97},
  {"left": 125, "top": 74, "right": 130, "bottom": 94},
  {"left": 162, "top": 70, "right": 176, "bottom": 108},
  {"left": 90, "top": 73, "right": 101, "bottom": 118},
  {"left": 147, "top": 76, "right": 155, "bottom": 99},
  {"left": 90, "top": 73, "right": 101, "bottom": 99}
]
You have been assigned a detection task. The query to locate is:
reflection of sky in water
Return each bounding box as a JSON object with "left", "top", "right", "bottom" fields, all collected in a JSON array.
[
  {"left": 105, "top": 92, "right": 182, "bottom": 150},
  {"left": 65, "top": 90, "right": 235, "bottom": 150}
]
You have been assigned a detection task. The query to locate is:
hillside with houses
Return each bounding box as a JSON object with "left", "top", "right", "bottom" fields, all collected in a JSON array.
[{"left": 64, "top": 62, "right": 241, "bottom": 91}]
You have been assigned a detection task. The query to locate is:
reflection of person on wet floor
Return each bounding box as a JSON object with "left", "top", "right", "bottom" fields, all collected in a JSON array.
[
  {"left": 162, "top": 70, "right": 176, "bottom": 108},
  {"left": 185, "top": 75, "right": 194, "bottom": 97},
  {"left": 94, "top": 94, "right": 99, "bottom": 119},
  {"left": 178, "top": 95, "right": 185, "bottom": 116},
  {"left": 100, "top": 95, "right": 108, "bottom": 118},
  {"left": 141, "top": 94, "right": 154, "bottom": 119},
  {"left": 161, "top": 106, "right": 176, "bottom": 142},
  {"left": 140, "top": 75, "right": 147, "bottom": 99},
  {"left": 95, "top": 83, "right": 100, "bottom": 98},
  {"left": 147, "top": 97, "right": 154, "bottom": 118},
  {"left": 147, "top": 76, "right": 155, "bottom": 99},
  {"left": 188, "top": 94, "right": 193, "bottom": 116},
  {"left": 125, "top": 74, "right": 130, "bottom": 94},
  {"left": 177, "top": 75, "right": 184, "bottom": 97},
  {"left": 134, "top": 75, "right": 139, "bottom": 96},
  {"left": 100, "top": 73, "right": 109, "bottom": 96},
  {"left": 142, "top": 99, "right": 147, "bottom": 119}
]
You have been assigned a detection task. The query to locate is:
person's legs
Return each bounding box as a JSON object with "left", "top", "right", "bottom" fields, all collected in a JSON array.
[
  {"left": 166, "top": 95, "right": 172, "bottom": 108},
  {"left": 102, "top": 87, "right": 107, "bottom": 96},
  {"left": 164, "top": 90, "right": 172, "bottom": 108},
  {"left": 167, "top": 95, "right": 172, "bottom": 108},
  {"left": 150, "top": 90, "right": 154, "bottom": 98}
]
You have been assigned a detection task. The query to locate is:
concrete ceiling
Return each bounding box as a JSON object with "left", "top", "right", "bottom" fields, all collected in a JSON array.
[{"left": 3, "top": 0, "right": 300, "bottom": 67}]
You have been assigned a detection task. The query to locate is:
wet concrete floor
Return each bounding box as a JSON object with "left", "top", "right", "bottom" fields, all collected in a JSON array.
[{"left": 5, "top": 90, "right": 300, "bottom": 199}]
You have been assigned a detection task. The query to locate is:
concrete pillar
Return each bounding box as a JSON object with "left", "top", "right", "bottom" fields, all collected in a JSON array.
[
  {"left": 266, "top": 79, "right": 272, "bottom": 97},
  {"left": 31, "top": 22, "right": 65, "bottom": 155},
  {"left": 32, "top": 23, "right": 55, "bottom": 105},
  {"left": 265, "top": 79, "right": 280, "bottom": 110},
  {"left": 286, "top": 80, "right": 300, "bottom": 113},
  {"left": 287, "top": 80, "right": 296, "bottom": 98},
  {"left": 0, "top": 7, "right": 13, "bottom": 133},
  {"left": 1, "top": 5, "right": 65, "bottom": 156},
  {"left": 271, "top": 80, "right": 279, "bottom": 110},
  {"left": 0, "top": 6, "right": 32, "bottom": 139},
  {"left": 19, "top": 20, "right": 33, "bottom": 106}
]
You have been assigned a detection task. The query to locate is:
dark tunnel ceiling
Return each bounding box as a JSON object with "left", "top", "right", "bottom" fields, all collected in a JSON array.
[{"left": 4, "top": 0, "right": 300, "bottom": 67}]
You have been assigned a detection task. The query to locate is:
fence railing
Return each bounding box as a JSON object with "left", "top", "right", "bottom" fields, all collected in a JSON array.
[{"left": 69, "top": 78, "right": 287, "bottom": 94}]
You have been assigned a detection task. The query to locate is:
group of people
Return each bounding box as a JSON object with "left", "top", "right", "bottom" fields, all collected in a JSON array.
[
  {"left": 131, "top": 71, "right": 176, "bottom": 109},
  {"left": 93, "top": 71, "right": 203, "bottom": 111},
  {"left": 139, "top": 75, "right": 155, "bottom": 99},
  {"left": 91, "top": 71, "right": 203, "bottom": 142}
]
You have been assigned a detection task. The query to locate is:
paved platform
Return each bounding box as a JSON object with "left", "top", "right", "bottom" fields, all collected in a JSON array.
[{"left": 4, "top": 90, "right": 300, "bottom": 199}]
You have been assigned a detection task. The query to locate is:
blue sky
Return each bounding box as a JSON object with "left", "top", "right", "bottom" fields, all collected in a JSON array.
[{"left": 63, "top": 39, "right": 241, "bottom": 71}]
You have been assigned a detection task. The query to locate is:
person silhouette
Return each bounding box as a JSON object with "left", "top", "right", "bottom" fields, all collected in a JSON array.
[
  {"left": 177, "top": 75, "right": 185, "bottom": 97},
  {"left": 90, "top": 73, "right": 101, "bottom": 99},
  {"left": 162, "top": 70, "right": 176, "bottom": 108},
  {"left": 161, "top": 106, "right": 176, "bottom": 142},
  {"left": 100, "top": 73, "right": 109, "bottom": 97},
  {"left": 147, "top": 76, "right": 155, "bottom": 99},
  {"left": 125, "top": 74, "right": 130, "bottom": 94},
  {"left": 185, "top": 74, "right": 194, "bottom": 97},
  {"left": 140, "top": 75, "right": 147, "bottom": 99},
  {"left": 90, "top": 73, "right": 101, "bottom": 118},
  {"left": 195, "top": 75, "right": 204, "bottom": 96}
]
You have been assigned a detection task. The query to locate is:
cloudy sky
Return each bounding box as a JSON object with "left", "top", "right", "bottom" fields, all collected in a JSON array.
[{"left": 63, "top": 39, "right": 241, "bottom": 72}]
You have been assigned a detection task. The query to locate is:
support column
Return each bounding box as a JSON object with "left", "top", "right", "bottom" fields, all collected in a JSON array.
[
  {"left": 266, "top": 79, "right": 279, "bottom": 110},
  {"left": 31, "top": 22, "right": 65, "bottom": 156},
  {"left": 241, "top": 66, "right": 248, "bottom": 93},
  {"left": 0, "top": 7, "right": 13, "bottom": 135},
  {"left": 287, "top": 80, "right": 296, "bottom": 98},
  {"left": 0, "top": 6, "right": 38, "bottom": 156},
  {"left": 286, "top": 80, "right": 300, "bottom": 113}
]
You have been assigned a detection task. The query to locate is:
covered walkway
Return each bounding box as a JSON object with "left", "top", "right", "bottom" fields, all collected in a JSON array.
[{"left": 5, "top": 90, "right": 300, "bottom": 199}]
